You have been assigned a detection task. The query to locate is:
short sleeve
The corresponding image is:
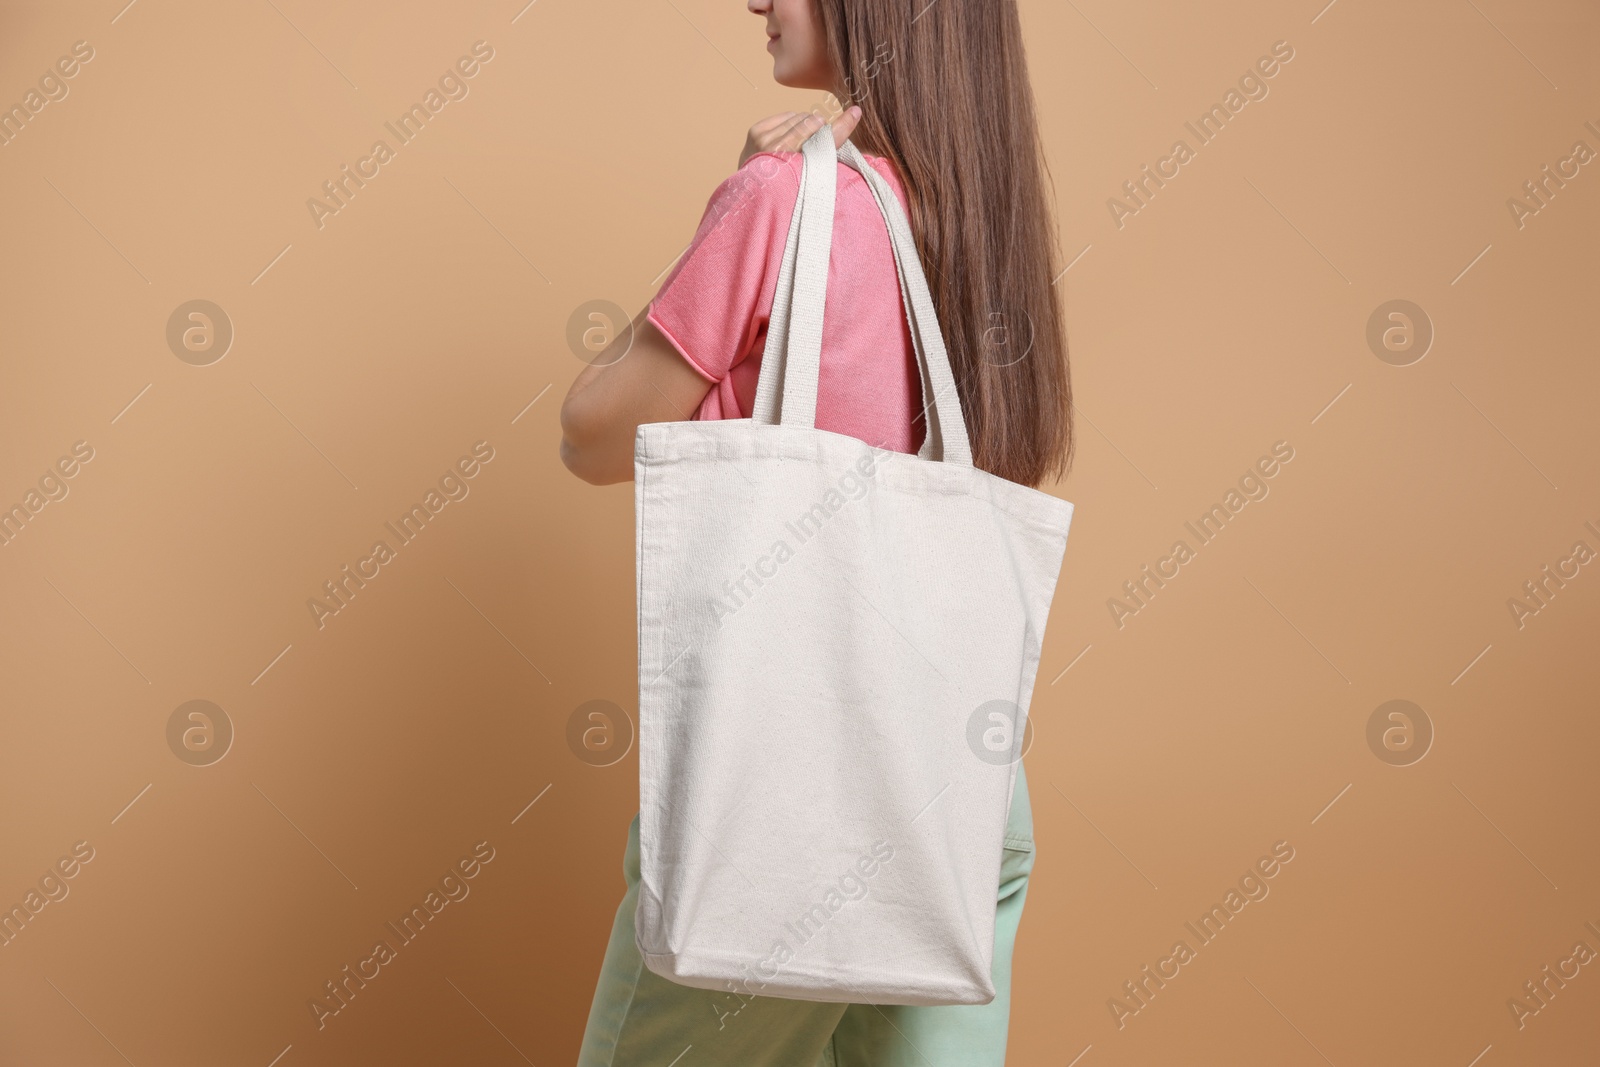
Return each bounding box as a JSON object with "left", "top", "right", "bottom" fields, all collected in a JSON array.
[{"left": 647, "top": 152, "right": 801, "bottom": 385}]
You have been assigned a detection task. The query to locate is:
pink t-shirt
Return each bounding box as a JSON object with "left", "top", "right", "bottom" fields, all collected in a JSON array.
[{"left": 647, "top": 149, "right": 923, "bottom": 454}]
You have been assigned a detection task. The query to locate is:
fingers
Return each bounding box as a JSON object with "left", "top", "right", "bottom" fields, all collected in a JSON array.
[
  {"left": 749, "top": 111, "right": 798, "bottom": 136},
  {"left": 774, "top": 110, "right": 827, "bottom": 150},
  {"left": 831, "top": 105, "right": 863, "bottom": 147},
  {"left": 748, "top": 106, "right": 862, "bottom": 164}
]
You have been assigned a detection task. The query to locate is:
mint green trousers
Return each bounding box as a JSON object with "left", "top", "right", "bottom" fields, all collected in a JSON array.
[{"left": 578, "top": 763, "right": 1035, "bottom": 1066}]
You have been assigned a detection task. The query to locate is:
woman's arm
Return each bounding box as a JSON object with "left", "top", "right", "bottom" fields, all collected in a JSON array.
[
  {"left": 561, "top": 111, "right": 861, "bottom": 486},
  {"left": 558, "top": 306, "right": 715, "bottom": 485}
]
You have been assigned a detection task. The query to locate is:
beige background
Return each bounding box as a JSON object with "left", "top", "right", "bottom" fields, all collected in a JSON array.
[{"left": 1, "top": 0, "right": 1597, "bottom": 1063}]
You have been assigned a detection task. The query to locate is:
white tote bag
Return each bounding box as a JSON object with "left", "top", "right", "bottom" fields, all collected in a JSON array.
[{"left": 633, "top": 126, "right": 1074, "bottom": 1006}]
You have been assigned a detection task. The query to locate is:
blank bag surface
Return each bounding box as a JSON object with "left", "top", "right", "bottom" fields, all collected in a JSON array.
[{"left": 633, "top": 126, "right": 1074, "bottom": 1006}]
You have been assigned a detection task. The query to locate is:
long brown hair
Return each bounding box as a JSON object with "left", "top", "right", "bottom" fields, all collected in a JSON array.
[{"left": 815, "top": 0, "right": 1073, "bottom": 487}]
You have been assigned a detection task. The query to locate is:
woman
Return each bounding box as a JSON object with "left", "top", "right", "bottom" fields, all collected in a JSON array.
[{"left": 561, "top": 0, "right": 1071, "bottom": 1061}]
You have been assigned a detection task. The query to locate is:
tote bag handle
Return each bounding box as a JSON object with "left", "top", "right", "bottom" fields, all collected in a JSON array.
[{"left": 750, "top": 127, "right": 973, "bottom": 468}]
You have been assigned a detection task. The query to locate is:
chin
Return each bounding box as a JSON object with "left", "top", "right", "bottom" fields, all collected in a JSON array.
[
  {"left": 770, "top": 53, "right": 826, "bottom": 91},
  {"left": 774, "top": 70, "right": 825, "bottom": 91}
]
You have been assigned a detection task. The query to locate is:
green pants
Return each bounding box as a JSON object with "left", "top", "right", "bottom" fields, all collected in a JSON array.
[{"left": 578, "top": 763, "right": 1036, "bottom": 1066}]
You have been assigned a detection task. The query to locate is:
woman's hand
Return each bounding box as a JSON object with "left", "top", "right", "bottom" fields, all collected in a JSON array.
[{"left": 738, "top": 106, "right": 862, "bottom": 169}]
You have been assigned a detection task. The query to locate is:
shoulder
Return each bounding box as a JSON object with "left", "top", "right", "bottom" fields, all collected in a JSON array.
[
  {"left": 702, "top": 151, "right": 803, "bottom": 221},
  {"left": 684, "top": 148, "right": 905, "bottom": 257},
  {"left": 706, "top": 149, "right": 902, "bottom": 210}
]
